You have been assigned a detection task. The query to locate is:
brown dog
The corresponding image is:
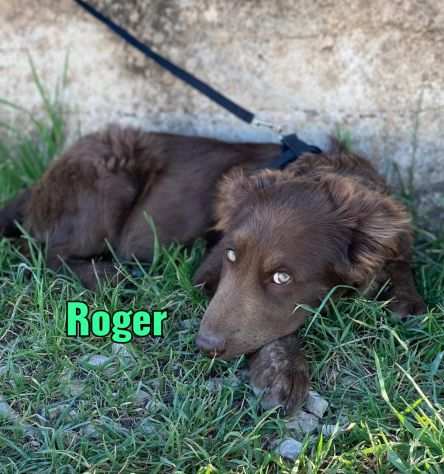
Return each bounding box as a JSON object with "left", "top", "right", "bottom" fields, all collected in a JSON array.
[{"left": 0, "top": 125, "right": 426, "bottom": 412}]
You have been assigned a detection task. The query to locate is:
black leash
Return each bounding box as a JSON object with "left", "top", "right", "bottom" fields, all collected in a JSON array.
[{"left": 73, "top": 0, "right": 322, "bottom": 169}]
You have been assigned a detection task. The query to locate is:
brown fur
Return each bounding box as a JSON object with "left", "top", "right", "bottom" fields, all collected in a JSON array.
[{"left": 0, "top": 125, "right": 426, "bottom": 413}]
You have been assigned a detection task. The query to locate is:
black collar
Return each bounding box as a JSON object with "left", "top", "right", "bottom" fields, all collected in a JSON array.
[{"left": 268, "top": 134, "right": 323, "bottom": 170}]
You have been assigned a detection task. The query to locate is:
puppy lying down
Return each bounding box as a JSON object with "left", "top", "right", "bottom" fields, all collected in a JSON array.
[{"left": 0, "top": 126, "right": 426, "bottom": 412}]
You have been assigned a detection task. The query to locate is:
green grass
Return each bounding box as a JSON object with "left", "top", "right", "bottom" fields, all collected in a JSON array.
[
  {"left": 0, "top": 85, "right": 443, "bottom": 473},
  {"left": 0, "top": 57, "right": 66, "bottom": 201}
]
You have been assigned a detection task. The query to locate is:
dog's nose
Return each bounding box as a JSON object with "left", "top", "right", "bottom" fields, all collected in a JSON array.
[{"left": 196, "top": 333, "right": 226, "bottom": 356}]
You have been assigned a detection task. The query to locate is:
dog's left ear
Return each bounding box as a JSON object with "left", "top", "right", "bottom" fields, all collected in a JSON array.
[{"left": 323, "top": 176, "right": 412, "bottom": 284}]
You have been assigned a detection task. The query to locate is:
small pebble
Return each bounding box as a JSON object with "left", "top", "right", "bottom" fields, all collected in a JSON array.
[
  {"left": 112, "top": 343, "right": 132, "bottom": 358},
  {"left": 81, "top": 354, "right": 112, "bottom": 368},
  {"left": 139, "top": 418, "right": 156, "bottom": 434},
  {"left": 112, "top": 343, "right": 134, "bottom": 365},
  {"left": 304, "top": 391, "right": 329, "bottom": 418},
  {"left": 276, "top": 438, "right": 303, "bottom": 460},
  {"left": 134, "top": 389, "right": 151, "bottom": 405},
  {"left": 66, "top": 379, "right": 85, "bottom": 397},
  {"left": 321, "top": 424, "right": 338, "bottom": 437},
  {"left": 81, "top": 422, "right": 99, "bottom": 438},
  {"left": 0, "top": 395, "right": 19, "bottom": 421},
  {"left": 0, "top": 366, "right": 7, "bottom": 376},
  {"left": 286, "top": 410, "right": 319, "bottom": 434}
]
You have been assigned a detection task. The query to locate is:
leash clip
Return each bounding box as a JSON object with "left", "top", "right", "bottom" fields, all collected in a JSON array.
[{"left": 252, "top": 117, "right": 284, "bottom": 139}]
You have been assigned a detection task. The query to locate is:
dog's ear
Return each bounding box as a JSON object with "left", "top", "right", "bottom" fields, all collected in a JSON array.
[
  {"left": 214, "top": 169, "right": 292, "bottom": 231},
  {"left": 213, "top": 170, "right": 243, "bottom": 231},
  {"left": 322, "top": 175, "right": 412, "bottom": 284}
]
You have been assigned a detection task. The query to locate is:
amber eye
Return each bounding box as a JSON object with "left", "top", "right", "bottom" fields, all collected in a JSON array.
[
  {"left": 272, "top": 271, "right": 291, "bottom": 285},
  {"left": 226, "top": 249, "right": 236, "bottom": 263}
]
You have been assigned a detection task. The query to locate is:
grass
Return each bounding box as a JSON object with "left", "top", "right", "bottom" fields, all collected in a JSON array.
[{"left": 0, "top": 80, "right": 443, "bottom": 473}]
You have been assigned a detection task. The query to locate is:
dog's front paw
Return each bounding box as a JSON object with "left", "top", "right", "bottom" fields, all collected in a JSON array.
[
  {"left": 249, "top": 338, "right": 309, "bottom": 414},
  {"left": 251, "top": 366, "right": 309, "bottom": 414}
]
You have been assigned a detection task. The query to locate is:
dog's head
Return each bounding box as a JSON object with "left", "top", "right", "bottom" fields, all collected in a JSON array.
[{"left": 196, "top": 169, "right": 411, "bottom": 359}]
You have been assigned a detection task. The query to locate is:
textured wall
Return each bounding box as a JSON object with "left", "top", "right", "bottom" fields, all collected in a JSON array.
[{"left": 2, "top": 0, "right": 443, "bottom": 221}]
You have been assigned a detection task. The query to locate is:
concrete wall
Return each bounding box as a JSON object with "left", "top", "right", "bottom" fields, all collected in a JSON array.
[{"left": 2, "top": 0, "right": 443, "bottom": 223}]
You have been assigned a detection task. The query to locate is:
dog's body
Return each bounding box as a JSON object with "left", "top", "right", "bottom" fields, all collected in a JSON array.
[
  {"left": 0, "top": 125, "right": 426, "bottom": 412},
  {"left": 17, "top": 127, "right": 279, "bottom": 287}
]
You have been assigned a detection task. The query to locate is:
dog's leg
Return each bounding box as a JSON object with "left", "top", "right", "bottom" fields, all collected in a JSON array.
[
  {"left": 65, "top": 260, "right": 120, "bottom": 290},
  {"left": 385, "top": 260, "right": 426, "bottom": 318},
  {"left": 193, "top": 240, "right": 225, "bottom": 295},
  {"left": 248, "top": 334, "right": 309, "bottom": 414},
  {"left": 47, "top": 250, "right": 120, "bottom": 290}
]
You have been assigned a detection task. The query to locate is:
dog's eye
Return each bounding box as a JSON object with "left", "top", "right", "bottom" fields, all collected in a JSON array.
[
  {"left": 226, "top": 249, "right": 236, "bottom": 263},
  {"left": 272, "top": 271, "right": 291, "bottom": 285}
]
